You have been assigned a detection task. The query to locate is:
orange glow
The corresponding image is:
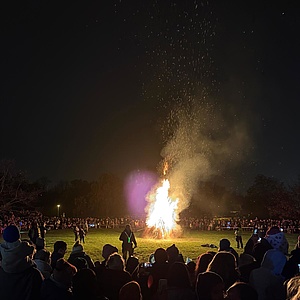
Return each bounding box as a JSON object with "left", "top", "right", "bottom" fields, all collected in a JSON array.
[{"left": 146, "top": 179, "right": 179, "bottom": 238}]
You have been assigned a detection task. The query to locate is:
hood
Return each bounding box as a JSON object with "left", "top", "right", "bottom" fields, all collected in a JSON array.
[
  {"left": 0, "top": 240, "right": 35, "bottom": 273},
  {"left": 261, "top": 249, "right": 286, "bottom": 276}
]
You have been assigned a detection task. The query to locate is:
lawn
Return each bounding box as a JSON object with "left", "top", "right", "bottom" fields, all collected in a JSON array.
[{"left": 12, "top": 228, "right": 300, "bottom": 263}]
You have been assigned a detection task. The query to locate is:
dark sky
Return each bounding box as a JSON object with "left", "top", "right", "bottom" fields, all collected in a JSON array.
[{"left": 1, "top": 1, "right": 300, "bottom": 193}]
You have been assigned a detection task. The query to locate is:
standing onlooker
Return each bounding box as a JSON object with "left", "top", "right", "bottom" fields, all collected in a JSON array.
[
  {"left": 73, "top": 225, "right": 79, "bottom": 241},
  {"left": 235, "top": 225, "right": 243, "bottom": 249},
  {"left": 79, "top": 227, "right": 86, "bottom": 243},
  {"left": 119, "top": 224, "right": 137, "bottom": 261},
  {"left": 28, "top": 221, "right": 39, "bottom": 245}
]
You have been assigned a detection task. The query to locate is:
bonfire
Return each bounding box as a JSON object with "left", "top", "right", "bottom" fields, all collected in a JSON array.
[{"left": 145, "top": 178, "right": 180, "bottom": 239}]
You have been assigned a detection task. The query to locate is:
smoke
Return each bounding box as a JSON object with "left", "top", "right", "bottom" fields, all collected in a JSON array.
[{"left": 160, "top": 97, "right": 252, "bottom": 212}]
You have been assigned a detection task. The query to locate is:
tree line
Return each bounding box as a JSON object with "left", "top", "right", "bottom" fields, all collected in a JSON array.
[{"left": 1, "top": 160, "right": 300, "bottom": 219}]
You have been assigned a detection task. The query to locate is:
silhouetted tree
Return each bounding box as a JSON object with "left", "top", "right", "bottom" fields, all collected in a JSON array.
[
  {"left": 0, "top": 160, "right": 42, "bottom": 214},
  {"left": 246, "top": 174, "right": 294, "bottom": 218}
]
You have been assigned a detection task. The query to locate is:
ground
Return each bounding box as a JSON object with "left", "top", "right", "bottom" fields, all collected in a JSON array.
[{"left": 7, "top": 228, "right": 298, "bottom": 263}]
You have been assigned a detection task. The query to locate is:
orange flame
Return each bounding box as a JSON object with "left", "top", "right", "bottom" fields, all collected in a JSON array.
[{"left": 146, "top": 179, "right": 179, "bottom": 238}]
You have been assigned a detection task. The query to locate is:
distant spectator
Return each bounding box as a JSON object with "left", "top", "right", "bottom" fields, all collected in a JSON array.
[
  {"left": 196, "top": 271, "right": 225, "bottom": 300},
  {"left": 51, "top": 240, "right": 67, "bottom": 269},
  {"left": 234, "top": 225, "right": 243, "bottom": 249},
  {"left": 28, "top": 221, "right": 39, "bottom": 245},
  {"left": 0, "top": 225, "right": 43, "bottom": 300},
  {"left": 79, "top": 227, "right": 86, "bottom": 243},
  {"left": 119, "top": 224, "right": 137, "bottom": 261},
  {"left": 34, "top": 249, "right": 52, "bottom": 279}
]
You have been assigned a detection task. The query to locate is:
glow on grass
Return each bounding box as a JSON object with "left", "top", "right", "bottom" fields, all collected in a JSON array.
[{"left": 146, "top": 179, "right": 179, "bottom": 238}]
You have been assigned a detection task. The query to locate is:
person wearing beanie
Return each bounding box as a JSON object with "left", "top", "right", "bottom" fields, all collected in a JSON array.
[
  {"left": 0, "top": 225, "right": 36, "bottom": 273},
  {"left": 67, "top": 240, "right": 94, "bottom": 270},
  {"left": 0, "top": 225, "right": 44, "bottom": 300}
]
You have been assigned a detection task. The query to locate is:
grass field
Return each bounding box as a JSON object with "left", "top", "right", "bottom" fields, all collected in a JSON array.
[{"left": 10, "top": 228, "right": 299, "bottom": 263}]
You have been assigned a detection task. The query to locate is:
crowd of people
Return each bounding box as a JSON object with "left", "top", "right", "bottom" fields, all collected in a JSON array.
[
  {"left": 2, "top": 210, "right": 300, "bottom": 235},
  {"left": 1, "top": 215, "right": 300, "bottom": 300}
]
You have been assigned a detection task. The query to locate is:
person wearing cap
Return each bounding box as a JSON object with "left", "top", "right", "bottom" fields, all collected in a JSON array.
[{"left": 0, "top": 224, "right": 43, "bottom": 300}]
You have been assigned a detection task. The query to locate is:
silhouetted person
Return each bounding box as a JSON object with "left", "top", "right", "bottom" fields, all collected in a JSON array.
[
  {"left": 0, "top": 225, "right": 43, "bottom": 300},
  {"left": 119, "top": 224, "right": 137, "bottom": 261}
]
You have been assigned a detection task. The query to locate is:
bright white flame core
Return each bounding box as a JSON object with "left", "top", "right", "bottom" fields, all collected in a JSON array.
[{"left": 146, "top": 179, "right": 178, "bottom": 238}]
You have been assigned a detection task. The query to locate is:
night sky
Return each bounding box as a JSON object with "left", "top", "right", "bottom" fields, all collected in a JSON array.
[{"left": 1, "top": 1, "right": 300, "bottom": 193}]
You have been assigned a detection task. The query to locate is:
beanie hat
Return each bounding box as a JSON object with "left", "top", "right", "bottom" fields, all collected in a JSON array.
[
  {"left": 72, "top": 241, "right": 83, "bottom": 253},
  {"left": 102, "top": 244, "right": 118, "bottom": 260},
  {"left": 3, "top": 225, "right": 20, "bottom": 243}
]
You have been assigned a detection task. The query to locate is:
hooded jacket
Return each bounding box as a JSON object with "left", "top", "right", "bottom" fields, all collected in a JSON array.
[{"left": 0, "top": 240, "right": 35, "bottom": 273}]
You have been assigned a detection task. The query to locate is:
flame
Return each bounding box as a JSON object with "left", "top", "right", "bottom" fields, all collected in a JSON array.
[{"left": 146, "top": 179, "right": 179, "bottom": 238}]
